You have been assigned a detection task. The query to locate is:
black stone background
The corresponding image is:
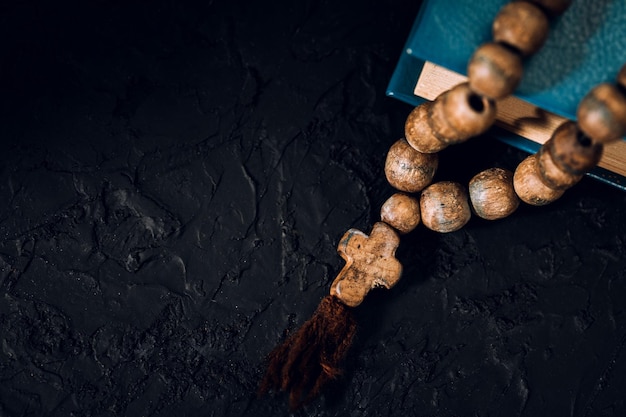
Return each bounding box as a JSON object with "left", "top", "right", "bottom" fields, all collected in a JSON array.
[{"left": 1, "top": 0, "right": 626, "bottom": 416}]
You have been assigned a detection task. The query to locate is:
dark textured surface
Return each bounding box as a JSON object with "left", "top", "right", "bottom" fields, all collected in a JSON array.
[{"left": 1, "top": 1, "right": 626, "bottom": 416}]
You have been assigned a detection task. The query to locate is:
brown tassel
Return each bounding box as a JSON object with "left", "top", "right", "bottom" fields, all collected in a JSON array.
[{"left": 259, "top": 295, "right": 357, "bottom": 410}]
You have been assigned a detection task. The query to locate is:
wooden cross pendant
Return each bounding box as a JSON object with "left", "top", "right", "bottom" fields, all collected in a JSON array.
[{"left": 330, "top": 222, "right": 402, "bottom": 307}]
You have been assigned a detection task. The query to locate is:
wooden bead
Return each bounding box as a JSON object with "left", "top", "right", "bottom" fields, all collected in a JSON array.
[
  {"left": 381, "top": 193, "right": 421, "bottom": 234},
  {"left": 528, "top": 0, "right": 572, "bottom": 16},
  {"left": 469, "top": 168, "right": 520, "bottom": 220},
  {"left": 330, "top": 222, "right": 402, "bottom": 307},
  {"left": 420, "top": 181, "right": 471, "bottom": 233},
  {"left": 576, "top": 83, "right": 626, "bottom": 143},
  {"left": 536, "top": 141, "right": 582, "bottom": 190},
  {"left": 385, "top": 138, "right": 438, "bottom": 193},
  {"left": 428, "top": 82, "right": 497, "bottom": 144},
  {"left": 513, "top": 154, "right": 564, "bottom": 206},
  {"left": 492, "top": 1, "right": 549, "bottom": 56},
  {"left": 546, "top": 121, "right": 603, "bottom": 175},
  {"left": 405, "top": 102, "right": 448, "bottom": 153},
  {"left": 468, "top": 42, "right": 523, "bottom": 100}
]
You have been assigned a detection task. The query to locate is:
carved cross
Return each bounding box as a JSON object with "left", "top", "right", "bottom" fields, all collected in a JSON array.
[{"left": 330, "top": 222, "right": 402, "bottom": 307}]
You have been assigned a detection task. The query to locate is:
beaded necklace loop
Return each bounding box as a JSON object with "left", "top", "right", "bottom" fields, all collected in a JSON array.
[{"left": 260, "top": 0, "right": 626, "bottom": 410}]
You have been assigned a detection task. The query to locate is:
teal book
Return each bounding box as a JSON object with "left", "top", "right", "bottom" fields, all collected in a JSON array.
[{"left": 387, "top": 0, "right": 626, "bottom": 190}]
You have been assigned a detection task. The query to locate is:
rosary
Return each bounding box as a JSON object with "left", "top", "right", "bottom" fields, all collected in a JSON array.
[{"left": 259, "top": 0, "right": 626, "bottom": 410}]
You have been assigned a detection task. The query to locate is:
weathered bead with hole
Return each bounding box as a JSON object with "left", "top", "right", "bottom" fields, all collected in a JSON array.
[
  {"left": 469, "top": 168, "right": 520, "bottom": 220},
  {"left": 536, "top": 142, "right": 583, "bottom": 190},
  {"left": 513, "top": 154, "right": 564, "bottom": 206},
  {"left": 576, "top": 83, "right": 626, "bottom": 143},
  {"left": 428, "top": 82, "right": 497, "bottom": 144},
  {"left": 546, "top": 121, "right": 603, "bottom": 175},
  {"left": 381, "top": 193, "right": 421, "bottom": 234},
  {"left": 420, "top": 181, "right": 471, "bottom": 233},
  {"left": 468, "top": 42, "right": 524, "bottom": 100},
  {"left": 529, "top": 0, "right": 572, "bottom": 15},
  {"left": 385, "top": 138, "right": 438, "bottom": 193},
  {"left": 493, "top": 1, "right": 549, "bottom": 56},
  {"left": 405, "top": 102, "right": 448, "bottom": 153}
]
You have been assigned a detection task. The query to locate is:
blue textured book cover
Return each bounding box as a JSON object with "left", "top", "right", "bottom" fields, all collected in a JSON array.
[{"left": 388, "top": 0, "right": 626, "bottom": 189}]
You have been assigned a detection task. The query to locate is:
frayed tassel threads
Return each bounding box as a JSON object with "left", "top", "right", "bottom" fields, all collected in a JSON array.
[{"left": 259, "top": 295, "right": 357, "bottom": 410}]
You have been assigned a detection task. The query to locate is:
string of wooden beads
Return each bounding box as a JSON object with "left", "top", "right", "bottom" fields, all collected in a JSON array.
[
  {"left": 384, "top": 0, "right": 573, "bottom": 233},
  {"left": 261, "top": 1, "right": 625, "bottom": 408},
  {"left": 329, "top": 0, "right": 626, "bottom": 309}
]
